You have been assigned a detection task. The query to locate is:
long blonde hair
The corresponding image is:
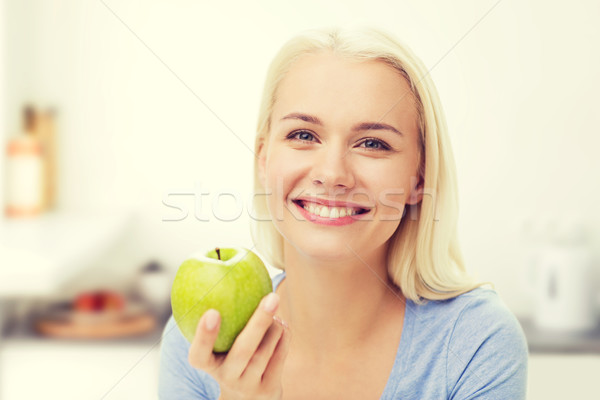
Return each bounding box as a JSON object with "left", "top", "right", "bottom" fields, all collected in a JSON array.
[{"left": 250, "top": 26, "right": 485, "bottom": 303}]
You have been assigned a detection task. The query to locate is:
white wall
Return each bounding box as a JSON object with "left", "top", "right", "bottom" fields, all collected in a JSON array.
[
  {"left": 2, "top": 0, "right": 600, "bottom": 316},
  {"left": 0, "top": 0, "right": 5, "bottom": 208}
]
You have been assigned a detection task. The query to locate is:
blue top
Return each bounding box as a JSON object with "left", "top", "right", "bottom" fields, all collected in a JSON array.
[{"left": 159, "top": 272, "right": 528, "bottom": 399}]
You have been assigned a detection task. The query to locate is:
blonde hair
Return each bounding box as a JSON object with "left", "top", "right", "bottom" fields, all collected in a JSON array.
[{"left": 250, "top": 26, "right": 486, "bottom": 303}]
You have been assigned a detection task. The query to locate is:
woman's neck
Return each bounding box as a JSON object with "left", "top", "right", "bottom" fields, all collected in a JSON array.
[{"left": 275, "top": 241, "right": 406, "bottom": 361}]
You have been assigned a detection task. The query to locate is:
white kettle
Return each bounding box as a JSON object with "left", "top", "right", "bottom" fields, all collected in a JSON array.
[{"left": 527, "top": 223, "right": 598, "bottom": 332}]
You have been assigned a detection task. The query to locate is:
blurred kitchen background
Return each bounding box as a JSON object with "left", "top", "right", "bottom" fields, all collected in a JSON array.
[{"left": 0, "top": 0, "right": 599, "bottom": 399}]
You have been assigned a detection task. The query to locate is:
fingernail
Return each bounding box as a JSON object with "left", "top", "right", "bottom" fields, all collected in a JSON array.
[
  {"left": 273, "top": 315, "right": 289, "bottom": 330},
  {"left": 204, "top": 309, "right": 219, "bottom": 331},
  {"left": 262, "top": 293, "right": 279, "bottom": 313}
]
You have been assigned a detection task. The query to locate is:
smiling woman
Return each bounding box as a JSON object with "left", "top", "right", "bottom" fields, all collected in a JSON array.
[{"left": 159, "top": 27, "right": 528, "bottom": 400}]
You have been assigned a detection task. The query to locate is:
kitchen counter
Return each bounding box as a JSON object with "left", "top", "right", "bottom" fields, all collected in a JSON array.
[{"left": 519, "top": 317, "right": 600, "bottom": 353}]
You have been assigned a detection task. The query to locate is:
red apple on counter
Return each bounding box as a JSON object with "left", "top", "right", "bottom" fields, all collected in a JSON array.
[{"left": 74, "top": 290, "right": 125, "bottom": 313}]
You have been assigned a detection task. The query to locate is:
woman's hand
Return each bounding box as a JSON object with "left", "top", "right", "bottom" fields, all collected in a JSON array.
[{"left": 188, "top": 293, "right": 291, "bottom": 400}]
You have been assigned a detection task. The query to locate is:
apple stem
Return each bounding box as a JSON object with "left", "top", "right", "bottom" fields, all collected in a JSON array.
[{"left": 215, "top": 247, "right": 221, "bottom": 261}]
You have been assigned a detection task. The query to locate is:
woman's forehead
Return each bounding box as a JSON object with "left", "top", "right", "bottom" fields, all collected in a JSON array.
[{"left": 271, "top": 52, "right": 419, "bottom": 135}]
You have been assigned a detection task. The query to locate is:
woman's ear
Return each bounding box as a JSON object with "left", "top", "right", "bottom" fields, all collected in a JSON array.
[{"left": 407, "top": 175, "right": 424, "bottom": 205}]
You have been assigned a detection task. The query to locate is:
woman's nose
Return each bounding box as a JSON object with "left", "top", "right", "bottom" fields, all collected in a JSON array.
[{"left": 310, "top": 146, "right": 355, "bottom": 190}]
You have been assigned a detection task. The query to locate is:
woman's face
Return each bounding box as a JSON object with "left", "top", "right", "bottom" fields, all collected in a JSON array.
[{"left": 258, "top": 51, "right": 422, "bottom": 263}]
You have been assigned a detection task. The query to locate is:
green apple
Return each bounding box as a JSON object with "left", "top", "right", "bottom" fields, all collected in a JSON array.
[{"left": 171, "top": 247, "right": 273, "bottom": 353}]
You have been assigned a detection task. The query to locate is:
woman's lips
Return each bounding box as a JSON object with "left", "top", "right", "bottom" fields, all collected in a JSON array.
[
  {"left": 292, "top": 200, "right": 370, "bottom": 226},
  {"left": 293, "top": 196, "right": 372, "bottom": 210}
]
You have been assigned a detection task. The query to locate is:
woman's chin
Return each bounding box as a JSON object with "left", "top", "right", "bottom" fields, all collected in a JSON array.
[{"left": 287, "top": 237, "right": 360, "bottom": 263}]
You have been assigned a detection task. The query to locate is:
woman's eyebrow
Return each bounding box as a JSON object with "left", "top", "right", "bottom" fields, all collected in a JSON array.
[
  {"left": 281, "top": 112, "right": 323, "bottom": 125},
  {"left": 280, "top": 112, "right": 404, "bottom": 137},
  {"left": 353, "top": 122, "right": 404, "bottom": 137}
]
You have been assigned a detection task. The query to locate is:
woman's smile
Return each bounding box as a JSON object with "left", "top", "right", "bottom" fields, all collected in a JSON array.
[{"left": 291, "top": 198, "right": 372, "bottom": 226}]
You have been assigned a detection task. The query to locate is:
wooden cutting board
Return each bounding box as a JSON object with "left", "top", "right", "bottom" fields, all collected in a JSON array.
[{"left": 35, "top": 306, "right": 157, "bottom": 339}]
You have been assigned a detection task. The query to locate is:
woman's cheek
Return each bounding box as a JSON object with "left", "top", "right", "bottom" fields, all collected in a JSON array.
[
  {"left": 264, "top": 149, "right": 303, "bottom": 221},
  {"left": 377, "top": 191, "right": 407, "bottom": 222}
]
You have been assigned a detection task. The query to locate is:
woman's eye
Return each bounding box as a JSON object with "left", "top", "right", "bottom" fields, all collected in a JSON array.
[
  {"left": 286, "top": 131, "right": 390, "bottom": 151},
  {"left": 288, "top": 130, "right": 316, "bottom": 142},
  {"left": 358, "top": 138, "right": 391, "bottom": 151}
]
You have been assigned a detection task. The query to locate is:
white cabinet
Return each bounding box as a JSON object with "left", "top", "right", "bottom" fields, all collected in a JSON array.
[
  {"left": 528, "top": 354, "right": 600, "bottom": 399},
  {"left": 0, "top": 338, "right": 160, "bottom": 400}
]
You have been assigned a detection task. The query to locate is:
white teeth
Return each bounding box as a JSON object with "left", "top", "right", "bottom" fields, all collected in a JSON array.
[
  {"left": 330, "top": 207, "right": 339, "bottom": 218},
  {"left": 301, "top": 202, "right": 362, "bottom": 218}
]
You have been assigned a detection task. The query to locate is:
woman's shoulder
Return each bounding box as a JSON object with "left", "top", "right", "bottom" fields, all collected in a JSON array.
[
  {"left": 439, "top": 285, "right": 529, "bottom": 358},
  {"left": 413, "top": 285, "right": 521, "bottom": 331},
  {"left": 407, "top": 285, "right": 528, "bottom": 371},
  {"left": 401, "top": 286, "right": 528, "bottom": 398}
]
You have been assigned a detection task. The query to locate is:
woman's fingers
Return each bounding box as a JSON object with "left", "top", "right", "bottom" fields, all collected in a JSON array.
[
  {"left": 261, "top": 321, "right": 291, "bottom": 389},
  {"left": 240, "top": 317, "right": 286, "bottom": 381},
  {"left": 188, "top": 309, "right": 222, "bottom": 371},
  {"left": 222, "top": 293, "right": 280, "bottom": 378},
  {"left": 187, "top": 295, "right": 291, "bottom": 399}
]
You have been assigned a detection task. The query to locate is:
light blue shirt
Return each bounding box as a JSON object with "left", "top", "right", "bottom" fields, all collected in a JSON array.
[{"left": 159, "top": 272, "right": 528, "bottom": 399}]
